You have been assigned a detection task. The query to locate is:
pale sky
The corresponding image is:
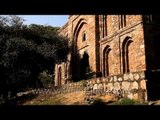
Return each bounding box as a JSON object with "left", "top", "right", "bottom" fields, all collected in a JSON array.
[{"left": 18, "top": 15, "right": 69, "bottom": 27}]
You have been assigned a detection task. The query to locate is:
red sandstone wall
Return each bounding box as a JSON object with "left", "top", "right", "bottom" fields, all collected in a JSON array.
[
  {"left": 55, "top": 15, "right": 147, "bottom": 86},
  {"left": 100, "top": 15, "right": 146, "bottom": 76},
  {"left": 67, "top": 15, "right": 97, "bottom": 72}
]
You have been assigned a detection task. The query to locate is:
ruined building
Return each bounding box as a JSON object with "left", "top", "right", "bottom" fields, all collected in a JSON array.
[{"left": 54, "top": 15, "right": 160, "bottom": 101}]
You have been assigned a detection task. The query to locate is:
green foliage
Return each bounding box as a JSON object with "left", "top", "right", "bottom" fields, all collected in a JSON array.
[
  {"left": 38, "top": 71, "right": 54, "bottom": 88},
  {"left": 0, "top": 15, "right": 70, "bottom": 98},
  {"left": 111, "top": 98, "right": 142, "bottom": 105},
  {"left": 118, "top": 98, "right": 136, "bottom": 105}
]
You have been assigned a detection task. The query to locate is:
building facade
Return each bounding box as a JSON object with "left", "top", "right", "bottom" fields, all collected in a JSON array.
[{"left": 54, "top": 15, "right": 160, "bottom": 100}]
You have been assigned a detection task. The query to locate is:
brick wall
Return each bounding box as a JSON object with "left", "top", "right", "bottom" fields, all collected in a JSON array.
[{"left": 100, "top": 15, "right": 146, "bottom": 77}]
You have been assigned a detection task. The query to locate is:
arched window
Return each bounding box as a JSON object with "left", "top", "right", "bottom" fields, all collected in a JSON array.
[
  {"left": 103, "top": 45, "right": 111, "bottom": 77},
  {"left": 58, "top": 67, "right": 62, "bottom": 86},
  {"left": 65, "top": 63, "right": 67, "bottom": 78},
  {"left": 119, "top": 15, "right": 126, "bottom": 29},
  {"left": 122, "top": 37, "right": 133, "bottom": 73},
  {"left": 103, "top": 15, "right": 107, "bottom": 37},
  {"left": 82, "top": 32, "right": 86, "bottom": 41},
  {"left": 100, "top": 15, "right": 107, "bottom": 38}
]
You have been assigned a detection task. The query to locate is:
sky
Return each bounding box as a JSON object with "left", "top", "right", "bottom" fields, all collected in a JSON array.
[{"left": 18, "top": 15, "right": 69, "bottom": 27}]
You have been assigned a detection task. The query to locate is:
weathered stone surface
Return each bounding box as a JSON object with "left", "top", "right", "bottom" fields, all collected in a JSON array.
[
  {"left": 110, "top": 77, "right": 113, "bottom": 82},
  {"left": 129, "top": 73, "right": 134, "bottom": 81},
  {"left": 138, "top": 91, "right": 145, "bottom": 101},
  {"left": 127, "top": 93, "right": 133, "bottom": 99},
  {"left": 140, "top": 80, "right": 146, "bottom": 90},
  {"left": 114, "top": 76, "right": 117, "bottom": 82},
  {"left": 107, "top": 83, "right": 113, "bottom": 91},
  {"left": 96, "top": 79, "right": 100, "bottom": 83},
  {"left": 140, "top": 72, "right": 145, "bottom": 79},
  {"left": 123, "top": 74, "right": 128, "bottom": 81},
  {"left": 122, "top": 82, "right": 130, "bottom": 91},
  {"left": 106, "top": 78, "right": 109, "bottom": 83},
  {"left": 140, "top": 44, "right": 144, "bottom": 49},
  {"left": 114, "top": 82, "right": 121, "bottom": 91},
  {"left": 102, "top": 78, "right": 106, "bottom": 82},
  {"left": 103, "top": 83, "right": 106, "bottom": 91},
  {"left": 133, "top": 93, "right": 139, "bottom": 100},
  {"left": 89, "top": 81, "right": 92, "bottom": 84},
  {"left": 118, "top": 77, "right": 123, "bottom": 81},
  {"left": 98, "top": 84, "right": 103, "bottom": 90},
  {"left": 131, "top": 81, "right": 139, "bottom": 90},
  {"left": 144, "top": 92, "right": 148, "bottom": 101},
  {"left": 93, "top": 84, "right": 98, "bottom": 90},
  {"left": 134, "top": 74, "right": 140, "bottom": 80},
  {"left": 92, "top": 80, "right": 95, "bottom": 84}
]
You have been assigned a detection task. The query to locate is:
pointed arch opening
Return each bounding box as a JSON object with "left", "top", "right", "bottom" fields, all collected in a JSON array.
[
  {"left": 103, "top": 45, "right": 111, "bottom": 77},
  {"left": 79, "top": 51, "right": 90, "bottom": 80},
  {"left": 122, "top": 36, "right": 133, "bottom": 73},
  {"left": 70, "top": 18, "right": 88, "bottom": 81},
  {"left": 58, "top": 67, "right": 62, "bottom": 86}
]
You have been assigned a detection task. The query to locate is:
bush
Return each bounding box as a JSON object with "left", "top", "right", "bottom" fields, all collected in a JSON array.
[
  {"left": 38, "top": 70, "right": 54, "bottom": 88},
  {"left": 112, "top": 98, "right": 142, "bottom": 105}
]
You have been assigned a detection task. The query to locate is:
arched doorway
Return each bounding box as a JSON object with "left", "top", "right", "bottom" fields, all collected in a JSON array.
[
  {"left": 103, "top": 45, "right": 111, "bottom": 77},
  {"left": 79, "top": 52, "right": 89, "bottom": 80},
  {"left": 71, "top": 18, "right": 88, "bottom": 81},
  {"left": 122, "top": 36, "right": 132, "bottom": 73},
  {"left": 58, "top": 67, "right": 62, "bottom": 86}
]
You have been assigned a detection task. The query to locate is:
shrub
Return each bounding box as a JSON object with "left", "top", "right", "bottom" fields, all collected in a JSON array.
[
  {"left": 111, "top": 98, "right": 142, "bottom": 105},
  {"left": 38, "top": 70, "right": 54, "bottom": 88}
]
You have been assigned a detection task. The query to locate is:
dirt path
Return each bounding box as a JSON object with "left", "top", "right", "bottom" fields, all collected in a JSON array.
[
  {"left": 22, "top": 91, "right": 117, "bottom": 105},
  {"left": 23, "top": 91, "right": 87, "bottom": 105}
]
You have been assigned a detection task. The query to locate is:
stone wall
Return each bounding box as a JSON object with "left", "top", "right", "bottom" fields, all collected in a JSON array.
[
  {"left": 53, "top": 71, "right": 147, "bottom": 101},
  {"left": 85, "top": 71, "right": 147, "bottom": 101}
]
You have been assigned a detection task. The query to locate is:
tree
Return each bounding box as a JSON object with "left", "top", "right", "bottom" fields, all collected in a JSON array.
[{"left": 0, "top": 15, "right": 69, "bottom": 99}]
